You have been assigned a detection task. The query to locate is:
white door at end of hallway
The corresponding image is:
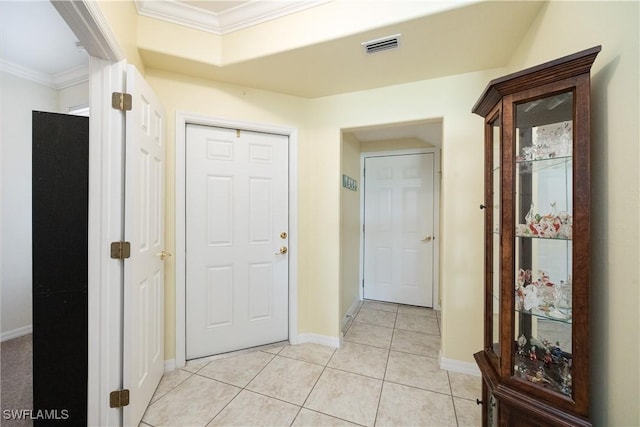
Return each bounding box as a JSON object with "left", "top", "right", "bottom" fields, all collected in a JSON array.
[
  {"left": 185, "top": 124, "right": 289, "bottom": 360},
  {"left": 363, "top": 153, "right": 435, "bottom": 307}
]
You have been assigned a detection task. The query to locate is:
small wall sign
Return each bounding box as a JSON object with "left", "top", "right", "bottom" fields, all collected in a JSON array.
[{"left": 342, "top": 174, "right": 358, "bottom": 191}]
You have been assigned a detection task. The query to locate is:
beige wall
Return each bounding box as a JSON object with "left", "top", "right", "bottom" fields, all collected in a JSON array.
[
  {"left": 339, "top": 133, "right": 439, "bottom": 324},
  {"left": 505, "top": 2, "right": 640, "bottom": 425},
  {"left": 137, "top": 16, "right": 222, "bottom": 67},
  {"left": 307, "top": 72, "right": 492, "bottom": 361},
  {"left": 340, "top": 132, "right": 362, "bottom": 325},
  {"left": 360, "top": 137, "right": 434, "bottom": 153},
  {"left": 95, "top": 0, "right": 145, "bottom": 72},
  {"left": 146, "top": 66, "right": 492, "bottom": 361},
  {"left": 96, "top": 0, "right": 492, "bottom": 366},
  {"left": 144, "top": 69, "right": 310, "bottom": 358},
  {"left": 97, "top": 2, "right": 639, "bottom": 424}
]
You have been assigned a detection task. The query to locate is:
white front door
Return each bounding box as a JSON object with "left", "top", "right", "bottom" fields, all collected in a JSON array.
[
  {"left": 363, "top": 153, "right": 435, "bottom": 307},
  {"left": 185, "top": 124, "right": 289, "bottom": 360},
  {"left": 123, "top": 65, "right": 165, "bottom": 426}
]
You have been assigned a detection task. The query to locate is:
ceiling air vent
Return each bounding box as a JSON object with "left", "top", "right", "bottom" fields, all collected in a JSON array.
[{"left": 362, "top": 34, "right": 401, "bottom": 54}]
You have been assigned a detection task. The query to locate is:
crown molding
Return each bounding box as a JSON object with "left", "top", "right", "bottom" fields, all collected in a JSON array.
[
  {"left": 1, "top": 59, "right": 52, "bottom": 87},
  {"left": 1, "top": 59, "right": 88, "bottom": 90},
  {"left": 219, "top": 0, "right": 331, "bottom": 34},
  {"left": 53, "top": 64, "right": 90, "bottom": 89},
  {"left": 134, "top": 0, "right": 330, "bottom": 35}
]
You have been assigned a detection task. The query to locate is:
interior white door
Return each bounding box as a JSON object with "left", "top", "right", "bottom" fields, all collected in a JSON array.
[
  {"left": 363, "top": 153, "right": 435, "bottom": 306},
  {"left": 123, "top": 65, "right": 165, "bottom": 427},
  {"left": 185, "top": 124, "right": 289, "bottom": 360}
]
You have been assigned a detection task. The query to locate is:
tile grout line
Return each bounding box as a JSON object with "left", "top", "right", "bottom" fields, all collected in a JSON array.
[
  {"left": 444, "top": 361, "right": 461, "bottom": 427},
  {"left": 382, "top": 377, "right": 461, "bottom": 399},
  {"left": 294, "top": 338, "right": 371, "bottom": 426},
  {"left": 145, "top": 369, "right": 194, "bottom": 410},
  {"left": 372, "top": 309, "right": 397, "bottom": 427},
  {"left": 294, "top": 407, "right": 369, "bottom": 427},
  {"left": 201, "top": 349, "right": 280, "bottom": 427},
  {"left": 144, "top": 302, "right": 471, "bottom": 426},
  {"left": 291, "top": 346, "right": 336, "bottom": 426}
]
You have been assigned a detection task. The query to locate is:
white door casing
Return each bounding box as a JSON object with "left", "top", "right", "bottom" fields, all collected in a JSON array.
[
  {"left": 52, "top": 1, "right": 126, "bottom": 424},
  {"left": 185, "top": 124, "right": 289, "bottom": 359},
  {"left": 123, "top": 65, "right": 166, "bottom": 426},
  {"left": 363, "top": 153, "right": 436, "bottom": 307}
]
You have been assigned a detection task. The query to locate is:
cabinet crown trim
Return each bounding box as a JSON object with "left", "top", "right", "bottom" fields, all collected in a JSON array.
[{"left": 472, "top": 45, "right": 601, "bottom": 117}]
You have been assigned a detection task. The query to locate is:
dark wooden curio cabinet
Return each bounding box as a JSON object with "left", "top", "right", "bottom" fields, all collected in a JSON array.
[{"left": 472, "top": 46, "right": 600, "bottom": 427}]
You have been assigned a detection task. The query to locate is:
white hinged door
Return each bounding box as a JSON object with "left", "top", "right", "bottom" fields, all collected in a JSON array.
[
  {"left": 363, "top": 153, "right": 435, "bottom": 307},
  {"left": 122, "top": 65, "right": 166, "bottom": 427}
]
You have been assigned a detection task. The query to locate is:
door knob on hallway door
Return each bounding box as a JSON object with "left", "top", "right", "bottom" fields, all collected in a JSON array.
[
  {"left": 275, "top": 246, "right": 288, "bottom": 255},
  {"left": 421, "top": 236, "right": 434, "bottom": 242},
  {"left": 156, "top": 250, "right": 172, "bottom": 260}
]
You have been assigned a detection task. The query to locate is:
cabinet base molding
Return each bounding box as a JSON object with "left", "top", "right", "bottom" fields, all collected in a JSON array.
[{"left": 475, "top": 350, "right": 591, "bottom": 427}]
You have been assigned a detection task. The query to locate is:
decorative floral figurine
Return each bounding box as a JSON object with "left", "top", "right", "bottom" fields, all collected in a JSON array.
[
  {"left": 515, "top": 269, "right": 532, "bottom": 310},
  {"left": 523, "top": 285, "right": 540, "bottom": 311},
  {"left": 516, "top": 202, "right": 572, "bottom": 239}
]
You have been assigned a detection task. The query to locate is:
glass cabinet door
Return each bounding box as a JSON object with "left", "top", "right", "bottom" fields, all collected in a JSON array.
[
  {"left": 512, "top": 91, "right": 574, "bottom": 397},
  {"left": 489, "top": 114, "right": 501, "bottom": 357},
  {"left": 487, "top": 392, "right": 499, "bottom": 427}
]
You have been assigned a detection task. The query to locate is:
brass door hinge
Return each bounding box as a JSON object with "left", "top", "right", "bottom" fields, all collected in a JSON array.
[
  {"left": 109, "top": 389, "right": 130, "bottom": 408},
  {"left": 112, "top": 92, "right": 132, "bottom": 111},
  {"left": 110, "top": 241, "right": 131, "bottom": 259}
]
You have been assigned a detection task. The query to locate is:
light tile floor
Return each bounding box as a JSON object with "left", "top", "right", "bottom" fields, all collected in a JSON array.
[{"left": 141, "top": 300, "right": 482, "bottom": 427}]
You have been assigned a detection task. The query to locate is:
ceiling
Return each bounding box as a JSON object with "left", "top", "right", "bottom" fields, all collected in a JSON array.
[
  {"left": 0, "top": 0, "right": 89, "bottom": 88},
  {"left": 182, "top": 0, "right": 252, "bottom": 14},
  {"left": 0, "top": 0, "right": 545, "bottom": 144},
  {"left": 137, "top": 1, "right": 545, "bottom": 99}
]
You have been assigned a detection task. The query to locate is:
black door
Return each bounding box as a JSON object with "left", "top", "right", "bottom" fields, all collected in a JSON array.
[{"left": 32, "top": 111, "right": 89, "bottom": 425}]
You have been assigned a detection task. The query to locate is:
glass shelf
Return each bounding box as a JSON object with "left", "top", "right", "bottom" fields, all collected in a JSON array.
[
  {"left": 516, "top": 155, "right": 572, "bottom": 167},
  {"left": 515, "top": 306, "right": 573, "bottom": 325},
  {"left": 516, "top": 232, "right": 572, "bottom": 241},
  {"left": 512, "top": 92, "right": 575, "bottom": 399},
  {"left": 515, "top": 157, "right": 572, "bottom": 179}
]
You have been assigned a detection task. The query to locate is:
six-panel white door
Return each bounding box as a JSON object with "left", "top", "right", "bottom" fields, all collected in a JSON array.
[
  {"left": 186, "top": 125, "right": 289, "bottom": 359},
  {"left": 123, "top": 65, "right": 166, "bottom": 427},
  {"left": 363, "top": 153, "right": 435, "bottom": 307}
]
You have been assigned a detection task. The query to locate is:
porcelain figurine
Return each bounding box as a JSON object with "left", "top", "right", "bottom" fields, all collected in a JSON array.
[{"left": 523, "top": 284, "right": 541, "bottom": 311}]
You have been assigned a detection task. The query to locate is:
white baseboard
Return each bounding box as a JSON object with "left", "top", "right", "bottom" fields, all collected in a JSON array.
[
  {"left": 439, "top": 353, "right": 481, "bottom": 376},
  {"left": 1, "top": 325, "right": 32, "bottom": 342},
  {"left": 164, "top": 359, "right": 176, "bottom": 372},
  {"left": 297, "top": 332, "right": 341, "bottom": 348},
  {"left": 341, "top": 298, "right": 362, "bottom": 331}
]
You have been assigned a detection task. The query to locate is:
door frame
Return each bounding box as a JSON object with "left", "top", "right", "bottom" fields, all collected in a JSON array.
[
  {"left": 175, "top": 112, "right": 299, "bottom": 368},
  {"left": 53, "top": 1, "right": 126, "bottom": 425},
  {"left": 86, "top": 58, "right": 127, "bottom": 427},
  {"left": 360, "top": 148, "right": 441, "bottom": 310}
]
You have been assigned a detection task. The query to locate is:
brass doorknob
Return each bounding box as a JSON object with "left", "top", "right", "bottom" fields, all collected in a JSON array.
[
  {"left": 156, "top": 250, "right": 172, "bottom": 260},
  {"left": 421, "top": 236, "right": 433, "bottom": 242},
  {"left": 275, "top": 246, "right": 288, "bottom": 255}
]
